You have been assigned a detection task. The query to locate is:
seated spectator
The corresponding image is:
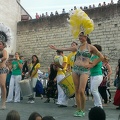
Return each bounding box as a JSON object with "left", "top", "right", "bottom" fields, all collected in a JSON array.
[
  {"left": 6, "top": 110, "right": 20, "bottom": 120},
  {"left": 88, "top": 107, "right": 106, "bottom": 120},
  {"left": 28, "top": 112, "right": 42, "bottom": 120},
  {"left": 98, "top": 3, "right": 102, "bottom": 7},
  {"left": 45, "top": 12, "right": 49, "bottom": 17},
  {"left": 35, "top": 13, "right": 40, "bottom": 19},
  {"left": 50, "top": 12, "right": 54, "bottom": 17},
  {"left": 84, "top": 6, "right": 88, "bottom": 9},
  {"left": 80, "top": 6, "right": 83, "bottom": 9},
  {"left": 42, "top": 116, "right": 55, "bottom": 120},
  {"left": 42, "top": 13, "right": 45, "bottom": 18},
  {"left": 55, "top": 11, "right": 59, "bottom": 15},
  {"left": 69, "top": 9, "right": 73, "bottom": 12},
  {"left": 89, "top": 5, "right": 92, "bottom": 9},
  {"left": 93, "top": 4, "right": 95, "bottom": 8},
  {"left": 111, "top": 0, "right": 114, "bottom": 4},
  {"left": 62, "top": 9, "right": 66, "bottom": 14},
  {"left": 74, "top": 6, "right": 77, "bottom": 10},
  {"left": 102, "top": 2, "right": 106, "bottom": 6}
]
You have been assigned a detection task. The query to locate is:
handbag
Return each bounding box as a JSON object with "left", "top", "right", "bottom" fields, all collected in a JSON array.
[
  {"left": 100, "top": 77, "right": 107, "bottom": 87},
  {"left": 35, "top": 80, "right": 44, "bottom": 94}
]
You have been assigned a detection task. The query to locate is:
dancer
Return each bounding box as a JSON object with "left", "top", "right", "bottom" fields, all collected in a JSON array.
[
  {"left": 49, "top": 32, "right": 104, "bottom": 117},
  {"left": 90, "top": 44, "right": 103, "bottom": 108},
  {"left": 0, "top": 41, "right": 8, "bottom": 109},
  {"left": 0, "top": 23, "right": 11, "bottom": 109},
  {"left": 6, "top": 52, "right": 23, "bottom": 103}
]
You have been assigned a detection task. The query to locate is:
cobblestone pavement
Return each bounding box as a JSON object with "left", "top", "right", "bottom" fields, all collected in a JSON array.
[{"left": 0, "top": 97, "right": 120, "bottom": 120}]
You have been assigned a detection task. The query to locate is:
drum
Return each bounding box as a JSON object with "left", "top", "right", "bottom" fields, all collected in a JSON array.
[
  {"left": 54, "top": 55, "right": 63, "bottom": 65},
  {"left": 19, "top": 79, "right": 33, "bottom": 97},
  {"left": 58, "top": 74, "right": 75, "bottom": 98}
]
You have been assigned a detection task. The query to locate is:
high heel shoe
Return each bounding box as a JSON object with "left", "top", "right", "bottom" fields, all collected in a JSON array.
[{"left": 44, "top": 99, "right": 50, "bottom": 103}]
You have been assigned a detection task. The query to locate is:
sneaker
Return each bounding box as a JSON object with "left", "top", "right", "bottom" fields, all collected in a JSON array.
[
  {"left": 29, "top": 100, "right": 35, "bottom": 104},
  {"left": 74, "top": 110, "right": 85, "bottom": 117}
]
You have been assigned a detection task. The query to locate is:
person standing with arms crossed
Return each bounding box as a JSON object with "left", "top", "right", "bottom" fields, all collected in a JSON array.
[{"left": 49, "top": 32, "right": 104, "bottom": 117}]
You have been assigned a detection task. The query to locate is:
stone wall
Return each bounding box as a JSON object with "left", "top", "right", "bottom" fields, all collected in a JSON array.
[
  {"left": 17, "top": 4, "right": 120, "bottom": 78},
  {"left": 0, "top": 0, "right": 31, "bottom": 53}
]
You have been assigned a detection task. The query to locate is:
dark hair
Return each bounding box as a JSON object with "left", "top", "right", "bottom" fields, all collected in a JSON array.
[
  {"left": 32, "top": 55, "right": 39, "bottom": 64},
  {"left": 88, "top": 107, "right": 106, "bottom": 120},
  {"left": 20, "top": 56, "right": 24, "bottom": 59},
  {"left": 56, "top": 50, "right": 63, "bottom": 54},
  {"left": 87, "top": 37, "right": 91, "bottom": 44},
  {"left": 28, "top": 112, "right": 42, "bottom": 120},
  {"left": 49, "top": 64, "right": 57, "bottom": 81},
  {"left": 6, "top": 110, "right": 20, "bottom": 120},
  {"left": 93, "top": 44, "right": 102, "bottom": 52},
  {"left": 15, "top": 52, "right": 20, "bottom": 56},
  {"left": 42, "top": 116, "right": 55, "bottom": 120},
  {"left": 71, "top": 41, "right": 78, "bottom": 46},
  {"left": 0, "top": 40, "right": 6, "bottom": 48}
]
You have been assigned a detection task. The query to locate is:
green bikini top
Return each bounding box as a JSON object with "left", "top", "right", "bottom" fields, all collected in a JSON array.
[{"left": 75, "top": 44, "right": 91, "bottom": 60}]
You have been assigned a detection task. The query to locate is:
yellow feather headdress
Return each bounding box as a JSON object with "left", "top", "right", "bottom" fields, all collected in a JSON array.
[{"left": 67, "top": 9, "right": 94, "bottom": 38}]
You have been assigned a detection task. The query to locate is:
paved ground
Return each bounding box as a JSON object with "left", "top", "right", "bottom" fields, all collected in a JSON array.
[{"left": 0, "top": 96, "right": 120, "bottom": 120}]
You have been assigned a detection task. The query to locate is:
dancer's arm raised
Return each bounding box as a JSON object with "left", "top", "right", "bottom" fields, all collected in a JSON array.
[{"left": 49, "top": 44, "right": 77, "bottom": 51}]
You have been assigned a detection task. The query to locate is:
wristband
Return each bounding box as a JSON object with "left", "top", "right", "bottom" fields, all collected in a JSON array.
[{"left": 0, "top": 59, "right": 2, "bottom": 63}]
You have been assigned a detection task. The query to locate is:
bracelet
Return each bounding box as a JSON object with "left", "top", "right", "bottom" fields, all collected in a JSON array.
[{"left": 0, "top": 59, "right": 2, "bottom": 63}]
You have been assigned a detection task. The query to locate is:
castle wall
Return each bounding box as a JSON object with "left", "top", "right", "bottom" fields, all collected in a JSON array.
[{"left": 17, "top": 4, "right": 120, "bottom": 78}]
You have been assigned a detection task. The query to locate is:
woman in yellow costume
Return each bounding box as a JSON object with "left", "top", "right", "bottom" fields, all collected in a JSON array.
[{"left": 49, "top": 9, "right": 104, "bottom": 117}]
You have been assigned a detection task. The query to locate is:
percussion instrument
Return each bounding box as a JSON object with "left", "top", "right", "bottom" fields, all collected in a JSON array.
[
  {"left": 19, "top": 79, "right": 33, "bottom": 97},
  {"left": 54, "top": 55, "right": 63, "bottom": 70},
  {"left": 58, "top": 74, "right": 75, "bottom": 98},
  {"left": 54, "top": 55, "right": 63, "bottom": 65}
]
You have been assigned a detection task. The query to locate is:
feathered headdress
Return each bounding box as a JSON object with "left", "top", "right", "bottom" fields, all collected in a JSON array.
[
  {"left": 67, "top": 9, "right": 94, "bottom": 38},
  {"left": 0, "top": 23, "right": 11, "bottom": 45}
]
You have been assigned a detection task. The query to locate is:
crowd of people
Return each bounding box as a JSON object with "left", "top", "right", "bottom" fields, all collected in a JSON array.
[
  {"left": 5, "top": 106, "right": 109, "bottom": 120},
  {"left": 0, "top": 1, "right": 120, "bottom": 119},
  {"left": 0, "top": 31, "right": 119, "bottom": 119},
  {"left": 35, "top": 0, "right": 115, "bottom": 19}
]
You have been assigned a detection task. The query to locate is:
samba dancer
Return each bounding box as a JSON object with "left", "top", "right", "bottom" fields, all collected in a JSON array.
[
  {"left": 0, "top": 23, "right": 11, "bottom": 109},
  {"left": 49, "top": 8, "right": 104, "bottom": 117},
  {"left": 49, "top": 32, "right": 104, "bottom": 116}
]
